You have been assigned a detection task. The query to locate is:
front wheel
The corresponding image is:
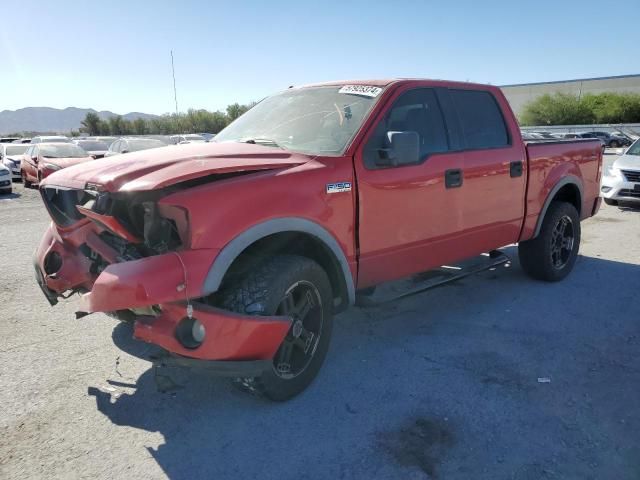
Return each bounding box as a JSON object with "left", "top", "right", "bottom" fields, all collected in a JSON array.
[
  {"left": 518, "top": 201, "right": 581, "bottom": 282},
  {"left": 217, "top": 255, "right": 333, "bottom": 401},
  {"left": 21, "top": 171, "right": 31, "bottom": 188}
]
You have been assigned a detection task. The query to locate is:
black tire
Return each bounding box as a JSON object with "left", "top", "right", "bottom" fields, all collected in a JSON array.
[
  {"left": 518, "top": 201, "right": 580, "bottom": 282},
  {"left": 603, "top": 198, "right": 618, "bottom": 206},
  {"left": 217, "top": 254, "right": 333, "bottom": 401}
]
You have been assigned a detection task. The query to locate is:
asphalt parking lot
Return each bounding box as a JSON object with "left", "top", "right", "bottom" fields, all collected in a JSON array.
[{"left": 0, "top": 153, "right": 639, "bottom": 480}]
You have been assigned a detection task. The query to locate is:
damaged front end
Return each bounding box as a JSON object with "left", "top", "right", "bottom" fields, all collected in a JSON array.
[{"left": 34, "top": 182, "right": 291, "bottom": 373}]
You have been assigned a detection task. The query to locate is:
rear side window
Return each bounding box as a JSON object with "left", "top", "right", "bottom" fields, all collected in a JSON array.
[
  {"left": 450, "top": 89, "right": 509, "bottom": 149},
  {"left": 364, "top": 88, "right": 449, "bottom": 168}
]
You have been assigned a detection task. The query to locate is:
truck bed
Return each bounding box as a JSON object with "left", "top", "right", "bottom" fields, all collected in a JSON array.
[{"left": 520, "top": 138, "right": 603, "bottom": 241}]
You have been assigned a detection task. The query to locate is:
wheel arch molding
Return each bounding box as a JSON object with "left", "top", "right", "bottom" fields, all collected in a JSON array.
[
  {"left": 533, "top": 175, "right": 583, "bottom": 238},
  {"left": 202, "top": 217, "right": 356, "bottom": 309}
]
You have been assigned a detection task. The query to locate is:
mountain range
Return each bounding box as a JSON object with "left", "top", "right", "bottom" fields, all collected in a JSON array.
[{"left": 0, "top": 107, "right": 158, "bottom": 135}]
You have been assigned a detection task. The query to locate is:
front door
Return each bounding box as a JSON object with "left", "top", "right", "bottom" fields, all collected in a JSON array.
[{"left": 354, "top": 87, "right": 467, "bottom": 288}]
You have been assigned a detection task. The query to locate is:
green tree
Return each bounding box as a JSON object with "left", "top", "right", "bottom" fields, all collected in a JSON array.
[
  {"left": 581, "top": 92, "right": 640, "bottom": 124},
  {"left": 520, "top": 93, "right": 595, "bottom": 126},
  {"left": 132, "top": 118, "right": 148, "bottom": 135},
  {"left": 107, "top": 116, "right": 130, "bottom": 135},
  {"left": 81, "top": 112, "right": 101, "bottom": 135},
  {"left": 226, "top": 103, "right": 251, "bottom": 122}
]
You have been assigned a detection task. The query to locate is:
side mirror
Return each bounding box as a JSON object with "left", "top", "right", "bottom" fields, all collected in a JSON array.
[
  {"left": 377, "top": 131, "right": 420, "bottom": 167},
  {"left": 32, "top": 155, "right": 38, "bottom": 163}
]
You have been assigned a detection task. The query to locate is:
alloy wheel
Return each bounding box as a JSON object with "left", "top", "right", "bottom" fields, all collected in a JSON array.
[
  {"left": 273, "top": 280, "right": 323, "bottom": 379},
  {"left": 550, "top": 215, "right": 574, "bottom": 269}
]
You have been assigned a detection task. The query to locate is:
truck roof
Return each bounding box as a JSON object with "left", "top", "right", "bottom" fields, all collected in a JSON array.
[{"left": 297, "top": 78, "right": 500, "bottom": 91}]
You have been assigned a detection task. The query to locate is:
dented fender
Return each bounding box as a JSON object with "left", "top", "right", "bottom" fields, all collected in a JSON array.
[{"left": 77, "top": 249, "right": 218, "bottom": 314}]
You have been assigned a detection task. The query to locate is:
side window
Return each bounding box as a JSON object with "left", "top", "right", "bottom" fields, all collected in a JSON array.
[
  {"left": 364, "top": 88, "right": 449, "bottom": 168},
  {"left": 32, "top": 147, "right": 39, "bottom": 157},
  {"left": 449, "top": 89, "right": 509, "bottom": 149},
  {"left": 110, "top": 140, "right": 121, "bottom": 152},
  {"left": 24, "top": 146, "right": 32, "bottom": 156}
]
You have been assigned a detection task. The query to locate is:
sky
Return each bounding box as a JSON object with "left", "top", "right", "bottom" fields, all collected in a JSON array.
[{"left": 0, "top": 0, "right": 638, "bottom": 115}]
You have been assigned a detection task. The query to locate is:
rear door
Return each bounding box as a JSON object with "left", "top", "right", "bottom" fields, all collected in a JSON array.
[
  {"left": 354, "top": 86, "right": 467, "bottom": 287},
  {"left": 447, "top": 88, "right": 527, "bottom": 251}
]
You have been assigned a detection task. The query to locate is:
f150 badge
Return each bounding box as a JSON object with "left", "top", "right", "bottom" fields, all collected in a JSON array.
[{"left": 326, "top": 182, "right": 352, "bottom": 194}]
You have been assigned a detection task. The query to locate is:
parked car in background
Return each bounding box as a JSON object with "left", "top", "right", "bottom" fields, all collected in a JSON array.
[
  {"left": 12, "top": 138, "right": 32, "bottom": 144},
  {"left": 588, "top": 131, "right": 632, "bottom": 148},
  {"left": 521, "top": 131, "right": 541, "bottom": 141},
  {"left": 531, "top": 131, "right": 557, "bottom": 139},
  {"left": 1, "top": 143, "right": 29, "bottom": 179},
  {"left": 199, "top": 133, "right": 216, "bottom": 141},
  {"left": 104, "top": 137, "right": 167, "bottom": 157},
  {"left": 0, "top": 164, "right": 12, "bottom": 194},
  {"left": 0, "top": 137, "right": 20, "bottom": 143},
  {"left": 576, "top": 132, "right": 607, "bottom": 151},
  {"left": 72, "top": 139, "right": 110, "bottom": 159},
  {"left": 31, "top": 135, "right": 70, "bottom": 144},
  {"left": 601, "top": 138, "right": 640, "bottom": 205},
  {"left": 94, "top": 136, "right": 117, "bottom": 147},
  {"left": 21, "top": 143, "right": 92, "bottom": 187},
  {"left": 170, "top": 134, "right": 206, "bottom": 144}
]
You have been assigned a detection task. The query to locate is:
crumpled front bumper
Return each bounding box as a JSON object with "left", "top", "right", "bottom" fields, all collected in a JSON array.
[{"left": 34, "top": 223, "right": 291, "bottom": 364}]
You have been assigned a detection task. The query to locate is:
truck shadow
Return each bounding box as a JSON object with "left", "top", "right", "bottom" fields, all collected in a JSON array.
[{"left": 89, "top": 253, "right": 640, "bottom": 480}]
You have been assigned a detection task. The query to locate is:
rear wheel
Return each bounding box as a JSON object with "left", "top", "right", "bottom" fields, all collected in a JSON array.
[
  {"left": 604, "top": 198, "right": 618, "bottom": 206},
  {"left": 518, "top": 201, "right": 580, "bottom": 282},
  {"left": 217, "top": 255, "right": 333, "bottom": 401}
]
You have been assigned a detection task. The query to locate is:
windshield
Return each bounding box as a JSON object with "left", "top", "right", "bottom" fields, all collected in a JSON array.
[
  {"left": 6, "top": 145, "right": 28, "bottom": 155},
  {"left": 40, "top": 144, "right": 88, "bottom": 158},
  {"left": 214, "top": 85, "right": 383, "bottom": 155},
  {"left": 626, "top": 139, "right": 640, "bottom": 155},
  {"left": 77, "top": 141, "right": 108, "bottom": 151}
]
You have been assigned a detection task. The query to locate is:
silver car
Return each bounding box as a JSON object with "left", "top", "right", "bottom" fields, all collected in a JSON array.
[
  {"left": 601, "top": 139, "right": 640, "bottom": 205},
  {"left": 0, "top": 143, "right": 28, "bottom": 180}
]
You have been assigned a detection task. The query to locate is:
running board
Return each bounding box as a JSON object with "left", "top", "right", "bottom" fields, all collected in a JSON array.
[{"left": 355, "top": 250, "right": 511, "bottom": 307}]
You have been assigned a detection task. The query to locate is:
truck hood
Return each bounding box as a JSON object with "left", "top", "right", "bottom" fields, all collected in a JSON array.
[
  {"left": 614, "top": 153, "right": 640, "bottom": 170},
  {"left": 41, "top": 142, "right": 311, "bottom": 192}
]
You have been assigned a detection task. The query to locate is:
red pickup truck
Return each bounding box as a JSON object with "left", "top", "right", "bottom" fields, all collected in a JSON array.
[{"left": 34, "top": 79, "right": 602, "bottom": 400}]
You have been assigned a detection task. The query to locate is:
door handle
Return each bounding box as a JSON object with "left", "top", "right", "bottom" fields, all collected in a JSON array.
[
  {"left": 445, "top": 168, "right": 463, "bottom": 188},
  {"left": 510, "top": 160, "right": 523, "bottom": 178}
]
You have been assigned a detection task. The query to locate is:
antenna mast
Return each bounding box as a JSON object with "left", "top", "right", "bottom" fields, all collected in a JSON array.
[{"left": 171, "top": 50, "right": 179, "bottom": 115}]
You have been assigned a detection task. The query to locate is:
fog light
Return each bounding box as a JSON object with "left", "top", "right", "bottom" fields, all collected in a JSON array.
[
  {"left": 191, "top": 319, "right": 206, "bottom": 343},
  {"left": 601, "top": 186, "right": 612, "bottom": 193},
  {"left": 176, "top": 317, "right": 206, "bottom": 349}
]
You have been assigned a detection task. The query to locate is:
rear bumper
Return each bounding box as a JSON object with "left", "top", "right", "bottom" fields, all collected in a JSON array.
[{"left": 34, "top": 223, "right": 291, "bottom": 362}]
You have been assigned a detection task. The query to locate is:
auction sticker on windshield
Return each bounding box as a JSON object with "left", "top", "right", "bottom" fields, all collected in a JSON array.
[{"left": 339, "top": 85, "right": 383, "bottom": 97}]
